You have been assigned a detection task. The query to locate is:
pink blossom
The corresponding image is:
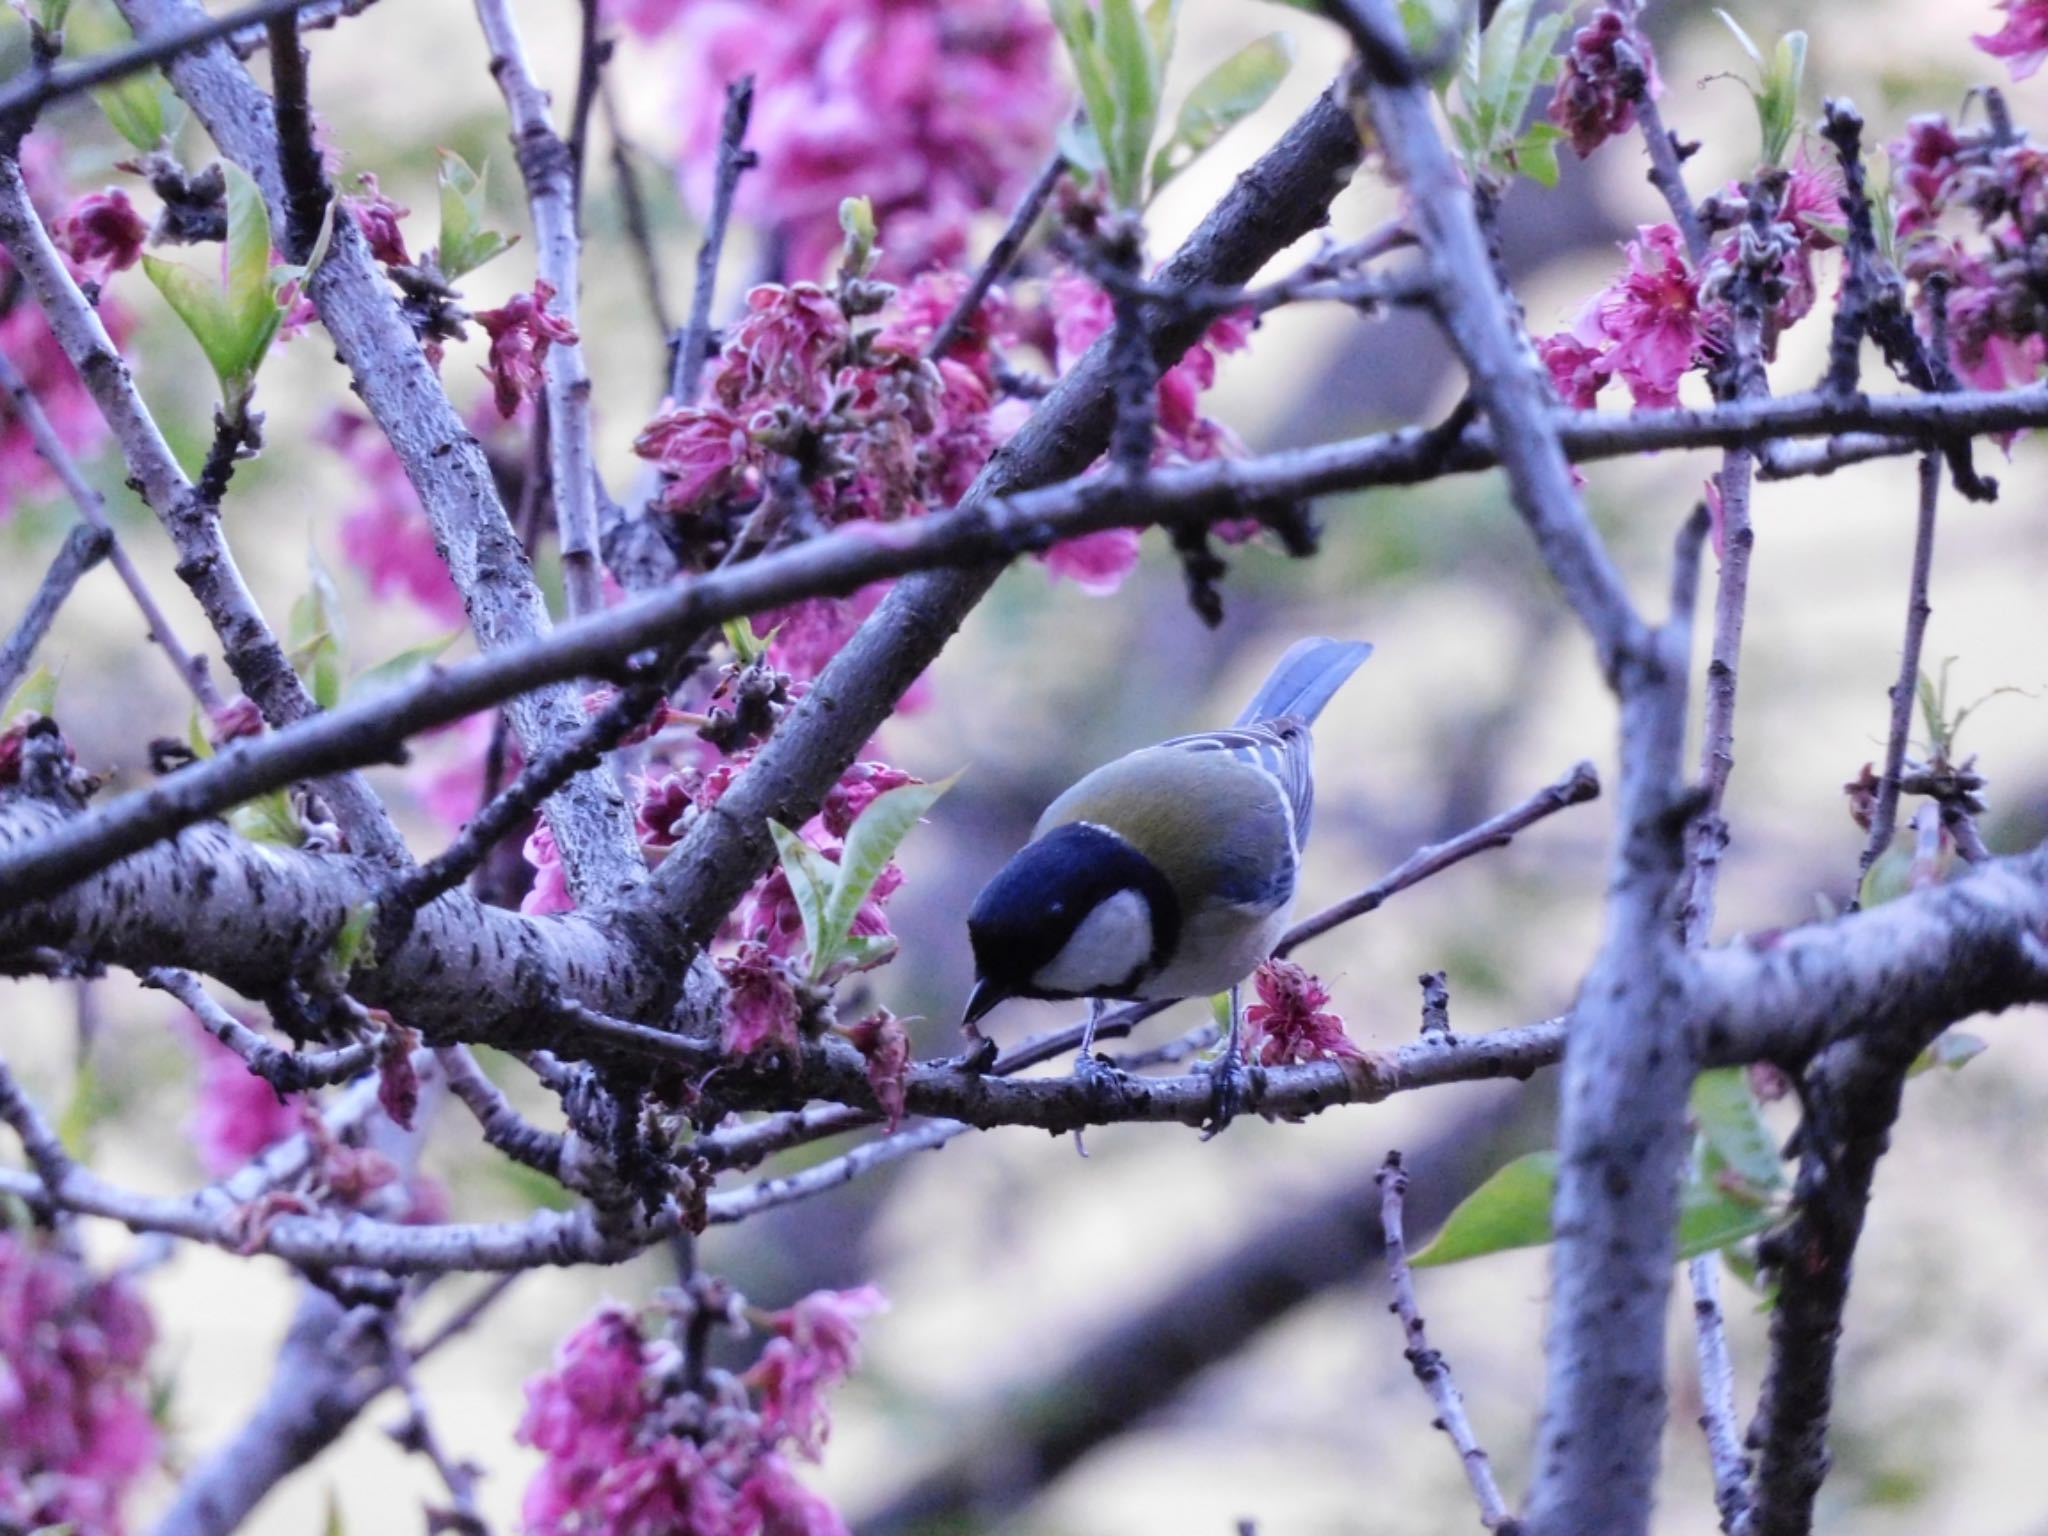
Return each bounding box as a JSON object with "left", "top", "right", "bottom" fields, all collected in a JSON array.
[
  {"left": 735, "top": 1454, "right": 851, "bottom": 1536},
  {"left": 185, "top": 1015, "right": 299, "bottom": 1177},
  {"left": 844, "top": 1010, "right": 909, "bottom": 1131},
  {"left": 1537, "top": 331, "right": 1613, "bottom": 408},
  {"left": 635, "top": 404, "right": 755, "bottom": 515},
  {"left": 748, "top": 1286, "right": 887, "bottom": 1459},
  {"left": 650, "top": 0, "right": 1066, "bottom": 279},
  {"left": 1549, "top": 7, "right": 1659, "bottom": 159},
  {"left": 207, "top": 694, "right": 264, "bottom": 745},
  {"left": 343, "top": 172, "right": 410, "bottom": 266},
  {"left": 1242, "top": 958, "right": 1365, "bottom": 1067},
  {"left": 820, "top": 761, "right": 922, "bottom": 838},
  {"left": 718, "top": 939, "right": 804, "bottom": 1057},
  {"left": 709, "top": 283, "right": 853, "bottom": 413},
  {"left": 1041, "top": 528, "right": 1143, "bottom": 594},
  {"left": 0, "top": 1234, "right": 159, "bottom": 1536},
  {"left": 521, "top": 823, "right": 576, "bottom": 915},
  {"left": 319, "top": 408, "right": 468, "bottom": 623},
  {"left": 56, "top": 189, "right": 148, "bottom": 275},
  {"left": 1891, "top": 115, "right": 1964, "bottom": 238},
  {"left": 475, "top": 280, "right": 578, "bottom": 418},
  {"left": 1592, "top": 223, "right": 1713, "bottom": 409},
  {"left": 1975, "top": 0, "right": 2048, "bottom": 78}
]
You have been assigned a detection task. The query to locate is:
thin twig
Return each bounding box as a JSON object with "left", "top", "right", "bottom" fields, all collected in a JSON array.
[
  {"left": 924, "top": 150, "right": 1065, "bottom": 361},
  {"left": 0, "top": 347, "right": 213, "bottom": 705},
  {"left": 436, "top": 1045, "right": 567, "bottom": 1182},
  {"left": 381, "top": 1318, "right": 491, "bottom": 1535},
  {"left": 476, "top": 0, "right": 607, "bottom": 622},
  {"left": 601, "top": 78, "right": 674, "bottom": 341},
  {"left": 0, "top": 0, "right": 336, "bottom": 127},
  {"left": 1688, "top": 1255, "right": 1752, "bottom": 1533},
  {"left": 672, "top": 77, "right": 755, "bottom": 405},
  {"left": 147, "top": 967, "right": 373, "bottom": 1091},
  {"left": 0, "top": 523, "right": 109, "bottom": 705},
  {"left": 1376, "top": 1151, "right": 1518, "bottom": 1531},
  {"left": 1856, "top": 453, "right": 1941, "bottom": 885},
  {"left": 1279, "top": 760, "right": 1600, "bottom": 954}
]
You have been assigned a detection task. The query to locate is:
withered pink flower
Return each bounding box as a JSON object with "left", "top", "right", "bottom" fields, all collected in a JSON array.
[
  {"left": 474, "top": 280, "right": 578, "bottom": 418},
  {"left": 1243, "top": 958, "right": 1365, "bottom": 1067}
]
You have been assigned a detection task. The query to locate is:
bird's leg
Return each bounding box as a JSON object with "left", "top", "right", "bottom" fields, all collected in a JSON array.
[
  {"left": 1073, "top": 997, "right": 1111, "bottom": 1082},
  {"left": 954, "top": 1023, "right": 999, "bottom": 1075},
  {"left": 1201, "top": 983, "right": 1253, "bottom": 1140}
]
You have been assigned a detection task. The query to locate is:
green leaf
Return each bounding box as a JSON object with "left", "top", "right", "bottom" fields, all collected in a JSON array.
[
  {"left": 346, "top": 633, "right": 460, "bottom": 703},
  {"left": 1414, "top": 1150, "right": 1557, "bottom": 1267},
  {"left": 836, "top": 933, "right": 900, "bottom": 974},
  {"left": 836, "top": 195, "right": 878, "bottom": 279},
  {"left": 33, "top": 0, "right": 73, "bottom": 32},
  {"left": 1143, "top": 0, "right": 1181, "bottom": 62},
  {"left": 435, "top": 149, "right": 515, "bottom": 280},
  {"left": 322, "top": 1488, "right": 346, "bottom": 1536},
  {"left": 1714, "top": 8, "right": 1766, "bottom": 69},
  {"left": 1477, "top": 0, "right": 1536, "bottom": 125},
  {"left": 67, "top": 0, "right": 182, "bottom": 151},
  {"left": 1909, "top": 1029, "right": 1989, "bottom": 1077},
  {"left": 768, "top": 821, "right": 838, "bottom": 977},
  {"left": 1857, "top": 838, "right": 1913, "bottom": 910},
  {"left": 228, "top": 790, "right": 304, "bottom": 846},
  {"left": 817, "top": 773, "right": 957, "bottom": 981},
  {"left": 327, "top": 901, "right": 377, "bottom": 981},
  {"left": 141, "top": 165, "right": 283, "bottom": 411},
  {"left": 287, "top": 550, "right": 347, "bottom": 712},
  {"left": 4, "top": 663, "right": 59, "bottom": 722},
  {"left": 1510, "top": 121, "right": 1565, "bottom": 188},
  {"left": 1691, "top": 1068, "right": 1784, "bottom": 1193},
  {"left": 1098, "top": 0, "right": 1161, "bottom": 208},
  {"left": 1678, "top": 1175, "right": 1777, "bottom": 1259},
  {"left": 1049, "top": 0, "right": 1120, "bottom": 192},
  {"left": 1151, "top": 32, "right": 1295, "bottom": 193},
  {"left": 723, "top": 618, "right": 769, "bottom": 666},
  {"left": 1758, "top": 29, "right": 1807, "bottom": 165}
]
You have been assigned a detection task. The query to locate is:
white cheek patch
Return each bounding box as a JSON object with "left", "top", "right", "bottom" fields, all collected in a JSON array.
[{"left": 1031, "top": 888, "right": 1153, "bottom": 997}]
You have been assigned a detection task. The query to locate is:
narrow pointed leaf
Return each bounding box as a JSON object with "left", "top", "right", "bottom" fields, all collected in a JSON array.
[
  {"left": 4, "top": 663, "right": 60, "bottom": 722},
  {"left": 435, "top": 149, "right": 515, "bottom": 280},
  {"left": 1152, "top": 32, "right": 1294, "bottom": 192},
  {"left": 768, "top": 821, "right": 837, "bottom": 977},
  {"left": 1099, "top": 0, "right": 1160, "bottom": 206},
  {"left": 1413, "top": 1150, "right": 1557, "bottom": 1266},
  {"left": 821, "top": 774, "right": 957, "bottom": 969},
  {"left": 346, "top": 633, "right": 461, "bottom": 702},
  {"left": 1691, "top": 1068, "right": 1784, "bottom": 1192}
]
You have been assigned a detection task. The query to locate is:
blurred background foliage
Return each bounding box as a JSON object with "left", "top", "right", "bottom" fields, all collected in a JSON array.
[{"left": 3, "top": 0, "right": 2048, "bottom": 1531}]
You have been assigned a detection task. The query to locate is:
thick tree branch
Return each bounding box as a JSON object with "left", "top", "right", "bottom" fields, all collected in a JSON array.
[{"left": 115, "top": 0, "right": 645, "bottom": 904}]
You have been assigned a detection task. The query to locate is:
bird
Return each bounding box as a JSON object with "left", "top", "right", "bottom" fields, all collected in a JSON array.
[{"left": 961, "top": 636, "right": 1372, "bottom": 1131}]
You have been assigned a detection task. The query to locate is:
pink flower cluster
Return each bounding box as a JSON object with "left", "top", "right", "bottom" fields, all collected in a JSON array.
[
  {"left": 620, "top": 0, "right": 1066, "bottom": 280},
  {"left": 0, "top": 1233, "right": 159, "bottom": 1536},
  {"left": 1889, "top": 113, "right": 2048, "bottom": 393},
  {"left": 475, "top": 280, "right": 578, "bottom": 418},
  {"left": 0, "top": 150, "right": 135, "bottom": 523},
  {"left": 519, "top": 1286, "right": 884, "bottom": 1536},
  {"left": 1539, "top": 224, "right": 1713, "bottom": 410},
  {"left": 1548, "top": 6, "right": 1660, "bottom": 159},
  {"left": 1243, "top": 958, "right": 1365, "bottom": 1067}
]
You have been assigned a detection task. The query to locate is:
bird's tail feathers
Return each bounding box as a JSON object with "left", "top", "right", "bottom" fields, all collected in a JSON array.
[{"left": 1235, "top": 637, "right": 1373, "bottom": 727}]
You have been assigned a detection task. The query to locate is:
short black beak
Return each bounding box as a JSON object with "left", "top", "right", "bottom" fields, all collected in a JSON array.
[{"left": 961, "top": 976, "right": 1008, "bottom": 1029}]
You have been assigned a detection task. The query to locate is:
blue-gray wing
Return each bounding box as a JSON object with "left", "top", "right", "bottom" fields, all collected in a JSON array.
[{"left": 1154, "top": 718, "right": 1317, "bottom": 848}]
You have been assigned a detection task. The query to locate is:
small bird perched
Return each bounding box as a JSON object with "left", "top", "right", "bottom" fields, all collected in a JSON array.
[{"left": 962, "top": 636, "right": 1372, "bottom": 1130}]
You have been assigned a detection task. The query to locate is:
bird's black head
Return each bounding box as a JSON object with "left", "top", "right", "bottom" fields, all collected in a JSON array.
[{"left": 964, "top": 822, "right": 1180, "bottom": 1025}]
